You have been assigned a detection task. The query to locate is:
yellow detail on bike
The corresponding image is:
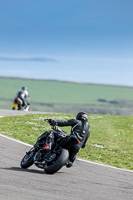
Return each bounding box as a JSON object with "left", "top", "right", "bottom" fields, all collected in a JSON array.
[{"left": 12, "top": 103, "right": 18, "bottom": 107}]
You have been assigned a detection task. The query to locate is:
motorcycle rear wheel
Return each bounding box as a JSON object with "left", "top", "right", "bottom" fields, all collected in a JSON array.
[
  {"left": 44, "top": 148, "right": 69, "bottom": 174},
  {"left": 12, "top": 107, "right": 18, "bottom": 110}
]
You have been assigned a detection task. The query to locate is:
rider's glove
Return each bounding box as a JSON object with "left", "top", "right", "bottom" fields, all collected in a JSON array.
[{"left": 48, "top": 119, "right": 57, "bottom": 126}]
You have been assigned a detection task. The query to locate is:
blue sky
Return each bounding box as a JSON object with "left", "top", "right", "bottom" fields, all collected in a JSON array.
[{"left": 0, "top": 0, "right": 133, "bottom": 86}]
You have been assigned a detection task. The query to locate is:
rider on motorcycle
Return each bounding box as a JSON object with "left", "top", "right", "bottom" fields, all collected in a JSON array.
[
  {"left": 17, "top": 86, "right": 30, "bottom": 109},
  {"left": 43, "top": 112, "right": 90, "bottom": 168}
]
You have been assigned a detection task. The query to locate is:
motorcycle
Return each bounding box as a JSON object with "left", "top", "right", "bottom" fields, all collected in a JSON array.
[
  {"left": 20, "top": 120, "right": 72, "bottom": 174},
  {"left": 12, "top": 97, "right": 30, "bottom": 111}
]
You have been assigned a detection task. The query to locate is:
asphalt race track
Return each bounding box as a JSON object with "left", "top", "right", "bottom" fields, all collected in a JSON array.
[{"left": 0, "top": 109, "right": 133, "bottom": 200}]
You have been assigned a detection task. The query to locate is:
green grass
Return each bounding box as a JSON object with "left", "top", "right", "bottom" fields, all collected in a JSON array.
[
  {"left": 1, "top": 76, "right": 133, "bottom": 115},
  {"left": 0, "top": 113, "right": 132, "bottom": 170},
  {"left": 1, "top": 76, "right": 133, "bottom": 104}
]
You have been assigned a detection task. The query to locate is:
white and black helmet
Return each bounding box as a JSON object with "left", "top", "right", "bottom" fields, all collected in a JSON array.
[
  {"left": 22, "top": 86, "right": 27, "bottom": 91},
  {"left": 76, "top": 112, "right": 88, "bottom": 122}
]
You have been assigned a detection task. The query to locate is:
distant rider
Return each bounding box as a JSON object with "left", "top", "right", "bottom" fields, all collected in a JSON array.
[
  {"left": 17, "top": 86, "right": 30, "bottom": 109},
  {"left": 43, "top": 112, "right": 90, "bottom": 168}
]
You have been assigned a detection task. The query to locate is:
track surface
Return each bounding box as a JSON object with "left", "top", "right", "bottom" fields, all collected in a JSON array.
[
  {"left": 0, "top": 109, "right": 133, "bottom": 200},
  {"left": 0, "top": 109, "right": 46, "bottom": 116}
]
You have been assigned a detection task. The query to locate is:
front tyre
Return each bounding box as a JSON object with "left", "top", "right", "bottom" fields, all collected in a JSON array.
[
  {"left": 20, "top": 152, "right": 34, "bottom": 169},
  {"left": 44, "top": 148, "right": 69, "bottom": 174}
]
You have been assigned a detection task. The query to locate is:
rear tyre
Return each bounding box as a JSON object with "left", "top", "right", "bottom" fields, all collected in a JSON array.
[
  {"left": 44, "top": 148, "right": 69, "bottom": 174},
  {"left": 12, "top": 107, "right": 17, "bottom": 110}
]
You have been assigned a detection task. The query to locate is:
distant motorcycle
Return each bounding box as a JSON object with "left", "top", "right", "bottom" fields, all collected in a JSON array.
[
  {"left": 20, "top": 119, "right": 77, "bottom": 174},
  {"left": 12, "top": 97, "right": 30, "bottom": 111}
]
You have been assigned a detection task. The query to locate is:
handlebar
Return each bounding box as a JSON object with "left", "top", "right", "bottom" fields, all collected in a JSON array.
[
  {"left": 44, "top": 119, "right": 57, "bottom": 130},
  {"left": 44, "top": 119, "right": 65, "bottom": 133},
  {"left": 44, "top": 119, "right": 49, "bottom": 122}
]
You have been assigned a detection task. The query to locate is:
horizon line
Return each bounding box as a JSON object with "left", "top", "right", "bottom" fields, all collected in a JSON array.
[{"left": 0, "top": 75, "right": 132, "bottom": 88}]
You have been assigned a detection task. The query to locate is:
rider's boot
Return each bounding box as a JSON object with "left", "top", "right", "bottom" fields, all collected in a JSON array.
[{"left": 66, "top": 159, "right": 73, "bottom": 168}]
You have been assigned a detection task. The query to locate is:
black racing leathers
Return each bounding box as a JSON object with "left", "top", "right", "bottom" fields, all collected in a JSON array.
[
  {"left": 55, "top": 118, "right": 90, "bottom": 148},
  {"left": 46, "top": 118, "right": 90, "bottom": 163}
]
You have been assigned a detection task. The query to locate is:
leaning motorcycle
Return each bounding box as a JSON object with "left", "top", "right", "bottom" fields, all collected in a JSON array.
[{"left": 20, "top": 120, "right": 71, "bottom": 174}]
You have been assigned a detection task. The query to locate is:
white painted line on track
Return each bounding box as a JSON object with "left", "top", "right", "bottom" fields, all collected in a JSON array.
[
  {"left": 0, "top": 133, "right": 133, "bottom": 173},
  {"left": 0, "top": 133, "right": 32, "bottom": 147},
  {"left": 77, "top": 158, "right": 133, "bottom": 173}
]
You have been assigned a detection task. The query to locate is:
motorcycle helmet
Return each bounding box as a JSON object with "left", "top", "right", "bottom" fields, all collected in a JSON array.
[
  {"left": 22, "top": 86, "right": 27, "bottom": 91},
  {"left": 76, "top": 112, "right": 88, "bottom": 122}
]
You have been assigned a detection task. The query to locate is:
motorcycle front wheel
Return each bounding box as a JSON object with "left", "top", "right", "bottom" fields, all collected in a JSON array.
[
  {"left": 44, "top": 148, "right": 69, "bottom": 174},
  {"left": 20, "top": 151, "right": 35, "bottom": 168}
]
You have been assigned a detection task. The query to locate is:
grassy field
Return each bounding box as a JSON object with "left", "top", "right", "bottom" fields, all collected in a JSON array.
[
  {"left": 0, "top": 113, "right": 132, "bottom": 171},
  {"left": 0, "top": 76, "right": 133, "bottom": 115}
]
